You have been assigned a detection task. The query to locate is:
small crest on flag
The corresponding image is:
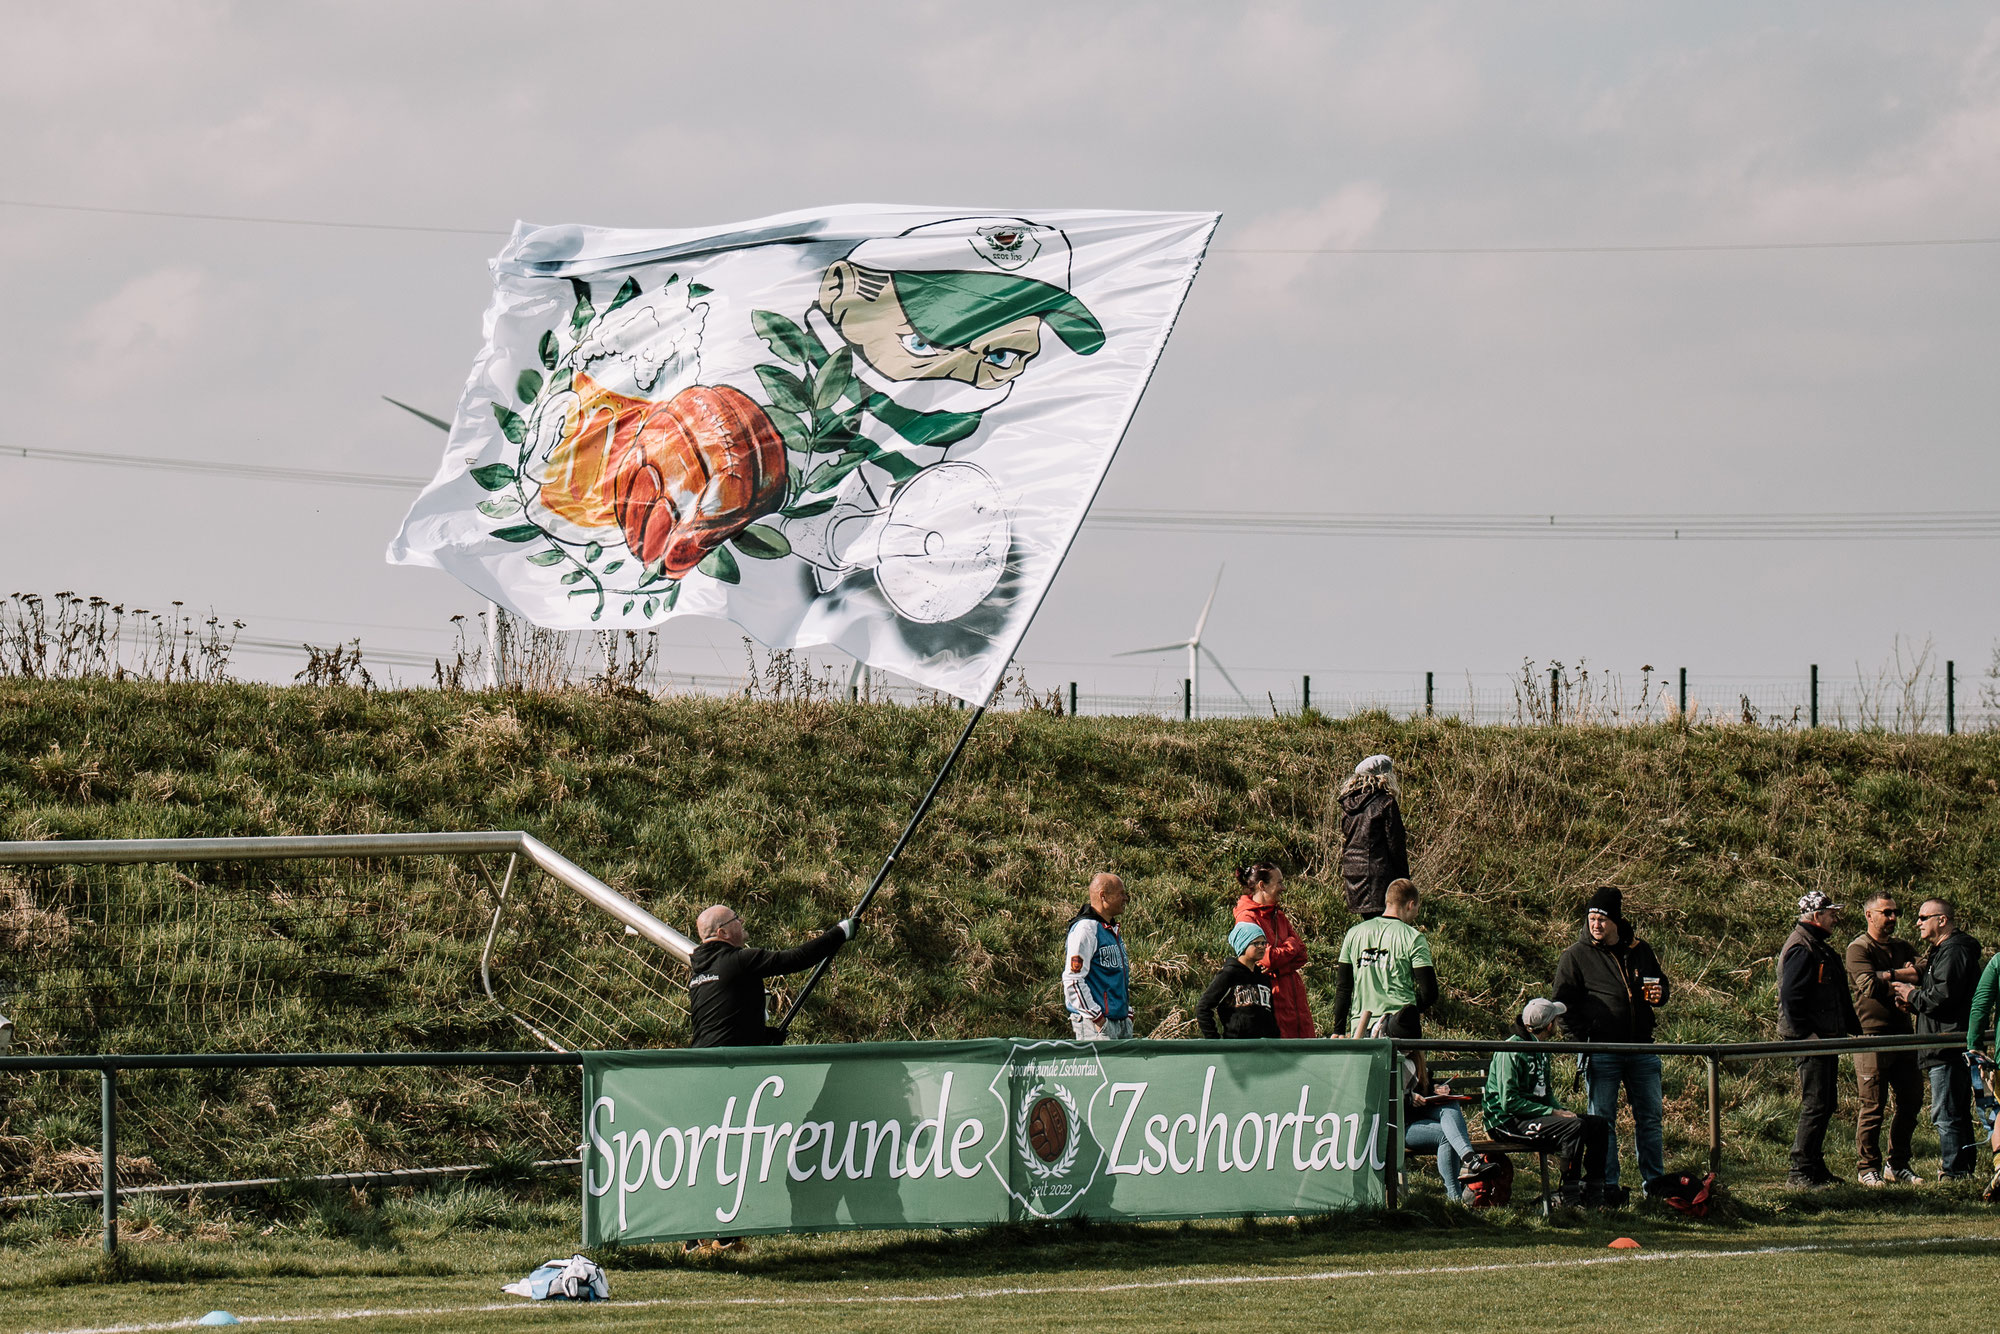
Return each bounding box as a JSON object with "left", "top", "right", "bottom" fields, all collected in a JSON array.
[{"left": 974, "top": 223, "right": 1040, "bottom": 270}]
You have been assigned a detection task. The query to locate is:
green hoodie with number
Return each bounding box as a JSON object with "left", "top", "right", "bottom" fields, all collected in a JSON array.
[{"left": 1483, "top": 1030, "right": 1563, "bottom": 1126}]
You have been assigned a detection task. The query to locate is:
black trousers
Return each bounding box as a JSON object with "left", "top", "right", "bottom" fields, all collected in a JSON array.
[
  {"left": 1791, "top": 1053, "right": 1839, "bottom": 1176},
  {"left": 1494, "top": 1111, "right": 1611, "bottom": 1184}
]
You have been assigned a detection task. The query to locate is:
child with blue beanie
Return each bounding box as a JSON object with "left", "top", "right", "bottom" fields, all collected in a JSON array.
[{"left": 1196, "top": 921, "right": 1281, "bottom": 1039}]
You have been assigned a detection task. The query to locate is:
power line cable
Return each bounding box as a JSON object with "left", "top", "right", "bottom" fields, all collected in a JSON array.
[
  {"left": 3, "top": 196, "right": 1996, "bottom": 255},
  {"left": 10, "top": 444, "right": 1997, "bottom": 539}
]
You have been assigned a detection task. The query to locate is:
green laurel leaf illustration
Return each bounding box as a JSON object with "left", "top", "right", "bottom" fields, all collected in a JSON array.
[
  {"left": 490, "top": 403, "right": 526, "bottom": 445},
  {"left": 765, "top": 407, "right": 810, "bottom": 454},
  {"left": 569, "top": 278, "right": 595, "bottom": 333},
  {"left": 813, "top": 347, "right": 856, "bottom": 410},
  {"left": 538, "top": 329, "right": 559, "bottom": 370},
  {"left": 516, "top": 369, "right": 543, "bottom": 404},
  {"left": 688, "top": 283, "right": 712, "bottom": 298},
  {"left": 606, "top": 275, "right": 641, "bottom": 314},
  {"left": 490, "top": 524, "right": 543, "bottom": 543},
  {"left": 527, "top": 550, "right": 566, "bottom": 566},
  {"left": 476, "top": 497, "right": 521, "bottom": 518},
  {"left": 560, "top": 570, "right": 586, "bottom": 585},
  {"left": 697, "top": 544, "right": 741, "bottom": 584},
  {"left": 584, "top": 542, "right": 603, "bottom": 563},
  {"left": 602, "top": 559, "right": 624, "bottom": 575},
  {"left": 780, "top": 495, "right": 838, "bottom": 520},
  {"left": 637, "top": 560, "right": 668, "bottom": 588},
  {"left": 662, "top": 581, "right": 681, "bottom": 610},
  {"left": 623, "top": 599, "right": 635, "bottom": 615},
  {"left": 755, "top": 364, "right": 813, "bottom": 415},
  {"left": 753, "top": 310, "right": 816, "bottom": 367},
  {"left": 732, "top": 524, "right": 791, "bottom": 560},
  {"left": 469, "top": 463, "right": 517, "bottom": 491},
  {"left": 548, "top": 367, "right": 573, "bottom": 395}
]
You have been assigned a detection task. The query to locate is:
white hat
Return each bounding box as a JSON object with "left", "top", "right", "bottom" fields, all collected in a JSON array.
[
  {"left": 1355, "top": 754, "right": 1395, "bottom": 777},
  {"left": 842, "top": 218, "right": 1103, "bottom": 356},
  {"left": 1521, "top": 998, "right": 1567, "bottom": 1029}
]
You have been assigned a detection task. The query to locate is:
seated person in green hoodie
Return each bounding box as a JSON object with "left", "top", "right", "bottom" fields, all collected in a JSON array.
[
  {"left": 1196, "top": 922, "right": 1282, "bottom": 1039},
  {"left": 1483, "top": 997, "right": 1616, "bottom": 1206}
]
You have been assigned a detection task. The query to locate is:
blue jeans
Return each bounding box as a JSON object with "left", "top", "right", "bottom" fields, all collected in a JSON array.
[
  {"left": 1585, "top": 1051, "right": 1664, "bottom": 1189},
  {"left": 1928, "top": 1059, "right": 1977, "bottom": 1178},
  {"left": 1404, "top": 1103, "right": 1475, "bottom": 1200}
]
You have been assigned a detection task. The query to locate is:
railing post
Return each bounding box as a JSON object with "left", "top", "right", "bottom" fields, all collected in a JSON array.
[
  {"left": 1706, "top": 1054, "right": 1722, "bottom": 1177},
  {"left": 1810, "top": 663, "right": 1818, "bottom": 728},
  {"left": 101, "top": 1065, "right": 118, "bottom": 1256}
]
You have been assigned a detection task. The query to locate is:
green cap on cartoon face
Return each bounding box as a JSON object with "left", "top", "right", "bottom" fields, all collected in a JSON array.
[
  {"left": 893, "top": 270, "right": 1105, "bottom": 355},
  {"left": 843, "top": 217, "right": 1105, "bottom": 356}
]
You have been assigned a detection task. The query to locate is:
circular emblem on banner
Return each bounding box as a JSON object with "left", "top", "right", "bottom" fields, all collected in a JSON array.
[{"left": 1017, "top": 1082, "right": 1081, "bottom": 1179}]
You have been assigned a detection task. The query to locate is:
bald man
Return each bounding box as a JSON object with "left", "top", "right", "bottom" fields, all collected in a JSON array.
[
  {"left": 688, "top": 904, "right": 854, "bottom": 1048},
  {"left": 1062, "top": 873, "right": 1133, "bottom": 1040}
]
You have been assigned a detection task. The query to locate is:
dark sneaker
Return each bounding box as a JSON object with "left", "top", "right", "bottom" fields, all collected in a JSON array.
[{"left": 1787, "top": 1171, "right": 1837, "bottom": 1190}]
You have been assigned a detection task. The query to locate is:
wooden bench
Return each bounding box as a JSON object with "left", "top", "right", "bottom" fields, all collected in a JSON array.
[{"left": 1403, "top": 1056, "right": 1555, "bottom": 1213}]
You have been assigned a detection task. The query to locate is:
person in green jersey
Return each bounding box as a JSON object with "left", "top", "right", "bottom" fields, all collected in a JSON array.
[{"left": 1332, "top": 878, "right": 1438, "bottom": 1038}]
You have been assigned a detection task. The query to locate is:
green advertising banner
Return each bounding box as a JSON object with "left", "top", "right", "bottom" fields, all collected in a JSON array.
[{"left": 581, "top": 1038, "right": 1397, "bottom": 1245}]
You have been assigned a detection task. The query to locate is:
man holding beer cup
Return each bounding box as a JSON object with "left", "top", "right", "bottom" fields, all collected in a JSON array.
[{"left": 1552, "top": 886, "right": 1672, "bottom": 1200}]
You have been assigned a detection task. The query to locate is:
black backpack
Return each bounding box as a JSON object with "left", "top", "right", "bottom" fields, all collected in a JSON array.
[
  {"left": 1647, "top": 1171, "right": 1717, "bottom": 1217},
  {"left": 1457, "top": 1152, "right": 1513, "bottom": 1208}
]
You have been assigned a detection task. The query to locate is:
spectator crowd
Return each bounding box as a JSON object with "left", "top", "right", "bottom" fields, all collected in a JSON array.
[{"left": 686, "top": 753, "right": 1998, "bottom": 1209}]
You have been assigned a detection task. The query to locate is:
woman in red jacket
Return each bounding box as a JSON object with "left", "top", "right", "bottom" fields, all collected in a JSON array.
[{"left": 1232, "top": 863, "right": 1315, "bottom": 1038}]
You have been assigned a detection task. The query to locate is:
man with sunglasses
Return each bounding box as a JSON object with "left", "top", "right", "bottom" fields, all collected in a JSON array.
[
  {"left": 1845, "top": 891, "right": 1923, "bottom": 1185},
  {"left": 1896, "top": 898, "right": 1982, "bottom": 1179},
  {"left": 688, "top": 904, "right": 855, "bottom": 1048}
]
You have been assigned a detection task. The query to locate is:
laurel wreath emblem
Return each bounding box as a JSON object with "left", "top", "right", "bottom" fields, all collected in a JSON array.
[{"left": 1016, "top": 1081, "right": 1083, "bottom": 1180}]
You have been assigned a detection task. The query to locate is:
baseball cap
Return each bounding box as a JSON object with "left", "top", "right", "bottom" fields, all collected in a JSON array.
[
  {"left": 1228, "top": 922, "right": 1267, "bottom": 955},
  {"left": 843, "top": 218, "right": 1105, "bottom": 355},
  {"left": 1797, "top": 890, "right": 1842, "bottom": 915},
  {"left": 1521, "top": 998, "right": 1567, "bottom": 1029}
]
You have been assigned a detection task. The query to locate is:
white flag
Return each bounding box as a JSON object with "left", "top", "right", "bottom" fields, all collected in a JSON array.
[{"left": 388, "top": 204, "right": 1217, "bottom": 703}]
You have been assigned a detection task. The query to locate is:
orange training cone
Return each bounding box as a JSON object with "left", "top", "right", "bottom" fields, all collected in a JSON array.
[{"left": 1608, "top": 1237, "right": 1641, "bottom": 1250}]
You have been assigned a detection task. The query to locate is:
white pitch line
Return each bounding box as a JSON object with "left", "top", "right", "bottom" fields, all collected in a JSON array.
[{"left": 29, "top": 1232, "right": 2000, "bottom": 1334}]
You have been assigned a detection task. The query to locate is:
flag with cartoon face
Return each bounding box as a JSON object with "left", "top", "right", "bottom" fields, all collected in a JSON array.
[{"left": 388, "top": 204, "right": 1218, "bottom": 703}]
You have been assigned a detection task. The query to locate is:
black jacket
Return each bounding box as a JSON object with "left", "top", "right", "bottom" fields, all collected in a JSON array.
[
  {"left": 1196, "top": 960, "right": 1281, "bottom": 1040},
  {"left": 1337, "top": 775, "right": 1408, "bottom": 917},
  {"left": 1910, "top": 928, "right": 1984, "bottom": 1069},
  {"left": 1552, "top": 929, "right": 1670, "bottom": 1043},
  {"left": 1778, "top": 920, "right": 1861, "bottom": 1040},
  {"left": 687, "top": 927, "right": 844, "bottom": 1048}
]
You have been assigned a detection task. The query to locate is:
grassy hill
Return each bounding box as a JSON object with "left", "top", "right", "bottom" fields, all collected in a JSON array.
[{"left": 3, "top": 677, "right": 1998, "bottom": 1192}]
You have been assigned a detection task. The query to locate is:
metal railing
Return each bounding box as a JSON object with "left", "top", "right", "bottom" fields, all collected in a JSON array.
[
  {"left": 0, "top": 1050, "right": 584, "bottom": 1255},
  {"left": 1386, "top": 1031, "right": 1966, "bottom": 1209}
]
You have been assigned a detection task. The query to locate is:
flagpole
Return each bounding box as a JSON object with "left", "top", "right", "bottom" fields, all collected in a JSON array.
[{"left": 776, "top": 700, "right": 988, "bottom": 1035}]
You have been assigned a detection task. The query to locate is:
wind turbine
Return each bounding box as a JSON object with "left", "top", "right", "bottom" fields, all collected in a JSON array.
[{"left": 1113, "top": 565, "right": 1252, "bottom": 718}]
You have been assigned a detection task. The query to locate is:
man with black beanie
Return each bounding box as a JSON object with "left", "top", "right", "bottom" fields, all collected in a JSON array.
[{"left": 1551, "top": 886, "right": 1670, "bottom": 1197}]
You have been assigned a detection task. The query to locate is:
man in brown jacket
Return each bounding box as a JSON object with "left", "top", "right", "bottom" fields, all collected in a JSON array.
[{"left": 1845, "top": 890, "right": 1923, "bottom": 1185}]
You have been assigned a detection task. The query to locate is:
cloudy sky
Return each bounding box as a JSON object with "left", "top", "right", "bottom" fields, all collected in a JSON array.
[{"left": 3, "top": 2, "right": 1995, "bottom": 715}]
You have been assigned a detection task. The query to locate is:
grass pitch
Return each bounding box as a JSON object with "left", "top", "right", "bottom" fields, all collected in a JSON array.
[{"left": 2, "top": 1206, "right": 1994, "bottom": 1334}]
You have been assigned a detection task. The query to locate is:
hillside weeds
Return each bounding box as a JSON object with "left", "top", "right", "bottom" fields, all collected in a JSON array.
[{"left": 2, "top": 680, "right": 1998, "bottom": 1190}]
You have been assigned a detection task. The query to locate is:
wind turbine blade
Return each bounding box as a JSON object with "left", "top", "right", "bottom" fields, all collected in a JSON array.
[
  {"left": 1201, "top": 645, "right": 1254, "bottom": 707},
  {"left": 1113, "top": 641, "right": 1196, "bottom": 657},
  {"left": 383, "top": 396, "right": 452, "bottom": 432},
  {"left": 1191, "top": 565, "right": 1225, "bottom": 644}
]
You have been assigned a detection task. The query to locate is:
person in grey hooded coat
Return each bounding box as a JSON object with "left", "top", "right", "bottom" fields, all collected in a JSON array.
[{"left": 1338, "top": 754, "right": 1408, "bottom": 919}]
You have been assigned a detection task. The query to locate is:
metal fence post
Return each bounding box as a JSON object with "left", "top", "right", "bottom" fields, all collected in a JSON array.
[
  {"left": 1810, "top": 664, "right": 1818, "bottom": 728},
  {"left": 1182, "top": 678, "right": 1191, "bottom": 721},
  {"left": 1425, "top": 671, "right": 1434, "bottom": 718},
  {"left": 1549, "top": 667, "right": 1559, "bottom": 725},
  {"left": 1302, "top": 675, "right": 1310, "bottom": 713},
  {"left": 1678, "top": 667, "right": 1688, "bottom": 716},
  {"left": 1706, "top": 1054, "right": 1722, "bottom": 1177},
  {"left": 1068, "top": 682, "right": 1077, "bottom": 717},
  {"left": 1947, "top": 660, "right": 1956, "bottom": 735},
  {"left": 101, "top": 1065, "right": 118, "bottom": 1256}
]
